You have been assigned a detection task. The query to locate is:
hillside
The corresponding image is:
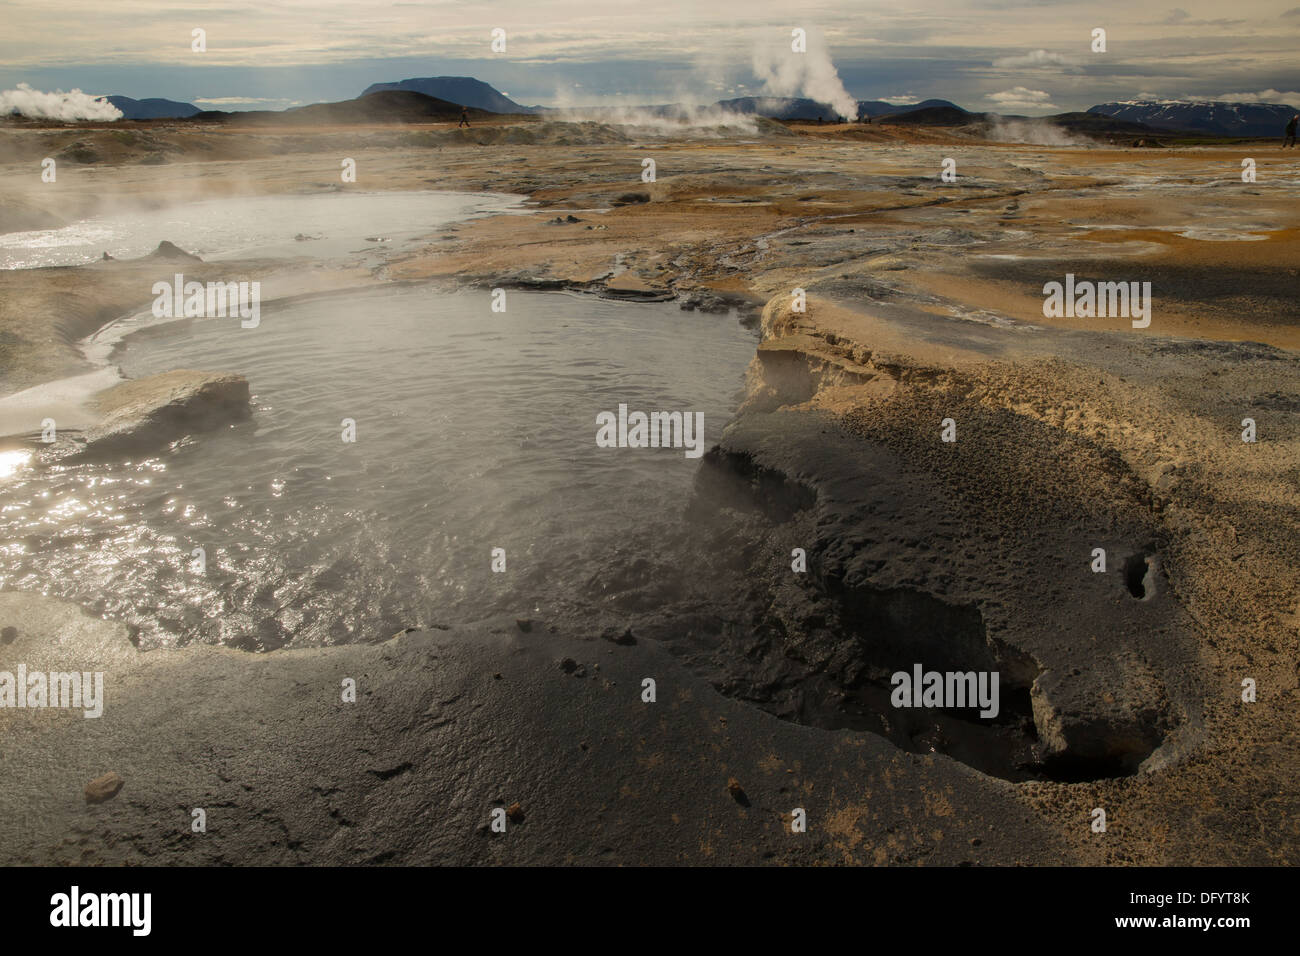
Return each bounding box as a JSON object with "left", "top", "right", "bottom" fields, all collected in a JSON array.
[
  {"left": 874, "top": 105, "right": 971, "bottom": 126},
  {"left": 102, "top": 95, "right": 200, "bottom": 119},
  {"left": 360, "top": 76, "right": 533, "bottom": 114},
  {"left": 1088, "top": 100, "right": 1298, "bottom": 137},
  {"left": 192, "top": 90, "right": 495, "bottom": 125}
]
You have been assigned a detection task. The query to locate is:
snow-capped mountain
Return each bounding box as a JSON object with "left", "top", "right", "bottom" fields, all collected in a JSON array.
[{"left": 1087, "top": 100, "right": 1298, "bottom": 137}]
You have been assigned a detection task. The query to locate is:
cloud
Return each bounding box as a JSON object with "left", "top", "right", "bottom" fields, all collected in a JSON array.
[
  {"left": 986, "top": 87, "right": 1058, "bottom": 110},
  {"left": 1214, "top": 89, "right": 1300, "bottom": 105},
  {"left": 992, "top": 49, "right": 1080, "bottom": 73},
  {"left": 192, "top": 96, "right": 297, "bottom": 107},
  {"left": 878, "top": 94, "right": 920, "bottom": 105},
  {"left": 0, "top": 82, "right": 121, "bottom": 120},
  {"left": 1159, "top": 8, "right": 1244, "bottom": 26}
]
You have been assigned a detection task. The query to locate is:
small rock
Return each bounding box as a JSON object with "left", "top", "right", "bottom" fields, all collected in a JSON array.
[
  {"left": 0, "top": 626, "right": 16, "bottom": 644},
  {"left": 85, "top": 772, "right": 124, "bottom": 804},
  {"left": 516, "top": 618, "right": 533, "bottom": 633},
  {"left": 559, "top": 657, "right": 585, "bottom": 677},
  {"left": 506, "top": 802, "right": 526, "bottom": 823},
  {"left": 726, "top": 777, "right": 750, "bottom": 806},
  {"left": 601, "top": 626, "right": 636, "bottom": 646},
  {"left": 147, "top": 240, "right": 201, "bottom": 262}
]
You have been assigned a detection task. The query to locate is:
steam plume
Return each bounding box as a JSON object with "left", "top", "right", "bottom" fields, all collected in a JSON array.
[{"left": 0, "top": 83, "right": 122, "bottom": 121}]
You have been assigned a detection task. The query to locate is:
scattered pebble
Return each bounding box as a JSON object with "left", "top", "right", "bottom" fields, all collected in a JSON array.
[{"left": 84, "top": 772, "right": 124, "bottom": 804}]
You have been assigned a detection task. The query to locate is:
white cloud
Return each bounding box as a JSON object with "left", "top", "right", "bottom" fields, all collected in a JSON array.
[
  {"left": 1214, "top": 89, "right": 1300, "bottom": 105},
  {"left": 879, "top": 94, "right": 920, "bottom": 105},
  {"left": 992, "top": 49, "right": 1080, "bottom": 73},
  {"left": 986, "top": 87, "right": 1058, "bottom": 111}
]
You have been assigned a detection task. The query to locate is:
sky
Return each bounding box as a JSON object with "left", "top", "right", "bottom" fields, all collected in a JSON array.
[{"left": 1, "top": 0, "right": 1297, "bottom": 114}]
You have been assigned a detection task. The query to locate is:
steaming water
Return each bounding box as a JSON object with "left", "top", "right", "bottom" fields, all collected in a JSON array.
[
  {"left": 0, "top": 287, "right": 755, "bottom": 649},
  {"left": 0, "top": 191, "right": 519, "bottom": 269}
]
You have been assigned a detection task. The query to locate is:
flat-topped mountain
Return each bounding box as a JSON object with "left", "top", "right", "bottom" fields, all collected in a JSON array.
[{"left": 360, "top": 76, "right": 534, "bottom": 114}]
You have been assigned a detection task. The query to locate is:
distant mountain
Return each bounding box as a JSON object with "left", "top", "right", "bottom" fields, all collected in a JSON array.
[
  {"left": 193, "top": 90, "right": 490, "bottom": 125},
  {"left": 714, "top": 96, "right": 965, "bottom": 122},
  {"left": 859, "top": 99, "right": 963, "bottom": 119},
  {"left": 1087, "top": 101, "right": 1298, "bottom": 137},
  {"left": 714, "top": 97, "right": 850, "bottom": 121},
  {"left": 1043, "top": 112, "right": 1161, "bottom": 135},
  {"left": 360, "top": 77, "right": 533, "bottom": 114},
  {"left": 102, "top": 95, "right": 199, "bottom": 119},
  {"left": 873, "top": 104, "right": 971, "bottom": 125}
]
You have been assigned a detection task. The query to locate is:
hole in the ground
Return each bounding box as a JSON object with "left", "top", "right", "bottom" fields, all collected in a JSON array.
[
  {"left": 1123, "top": 550, "right": 1153, "bottom": 599},
  {"left": 807, "top": 583, "right": 1051, "bottom": 781},
  {"left": 677, "top": 451, "right": 1167, "bottom": 783},
  {"left": 719, "top": 580, "right": 1164, "bottom": 783}
]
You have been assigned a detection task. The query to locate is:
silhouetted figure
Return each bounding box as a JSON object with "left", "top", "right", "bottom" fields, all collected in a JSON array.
[
  {"left": 459, "top": 106, "right": 470, "bottom": 129},
  {"left": 1285, "top": 114, "right": 1297, "bottom": 148}
]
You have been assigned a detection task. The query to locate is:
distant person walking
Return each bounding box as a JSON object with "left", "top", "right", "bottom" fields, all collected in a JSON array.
[
  {"left": 459, "top": 106, "right": 470, "bottom": 129},
  {"left": 1285, "top": 114, "right": 1297, "bottom": 148}
]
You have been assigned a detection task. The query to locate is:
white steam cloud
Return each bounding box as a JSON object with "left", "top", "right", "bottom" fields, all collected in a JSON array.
[
  {"left": 751, "top": 28, "right": 857, "bottom": 120},
  {"left": 987, "top": 117, "right": 1092, "bottom": 147},
  {"left": 0, "top": 83, "right": 122, "bottom": 121},
  {"left": 545, "top": 82, "right": 761, "bottom": 136},
  {"left": 572, "top": 102, "right": 760, "bottom": 135}
]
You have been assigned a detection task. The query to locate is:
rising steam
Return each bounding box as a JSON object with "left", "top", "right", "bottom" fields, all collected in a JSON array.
[
  {"left": 0, "top": 83, "right": 122, "bottom": 121},
  {"left": 750, "top": 28, "right": 857, "bottom": 120},
  {"left": 987, "top": 117, "right": 1093, "bottom": 147}
]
